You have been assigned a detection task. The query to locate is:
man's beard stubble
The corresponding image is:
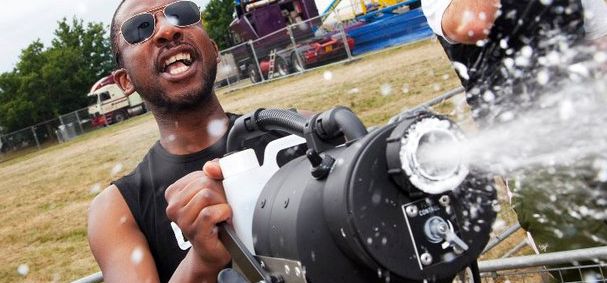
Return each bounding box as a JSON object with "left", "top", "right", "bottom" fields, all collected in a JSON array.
[{"left": 135, "top": 64, "right": 217, "bottom": 114}]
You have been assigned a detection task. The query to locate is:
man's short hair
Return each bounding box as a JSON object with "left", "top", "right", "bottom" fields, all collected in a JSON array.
[{"left": 110, "top": 0, "right": 127, "bottom": 67}]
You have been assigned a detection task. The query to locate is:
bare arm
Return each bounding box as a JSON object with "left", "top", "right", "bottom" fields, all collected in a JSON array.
[
  {"left": 88, "top": 161, "right": 231, "bottom": 283},
  {"left": 87, "top": 185, "right": 160, "bottom": 283},
  {"left": 442, "top": 0, "right": 500, "bottom": 44},
  {"left": 165, "top": 161, "right": 232, "bottom": 283}
]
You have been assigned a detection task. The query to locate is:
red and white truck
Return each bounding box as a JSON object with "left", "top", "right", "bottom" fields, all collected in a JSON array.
[{"left": 87, "top": 75, "right": 146, "bottom": 127}]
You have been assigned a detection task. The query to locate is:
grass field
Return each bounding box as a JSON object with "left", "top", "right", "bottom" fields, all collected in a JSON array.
[{"left": 0, "top": 39, "right": 529, "bottom": 282}]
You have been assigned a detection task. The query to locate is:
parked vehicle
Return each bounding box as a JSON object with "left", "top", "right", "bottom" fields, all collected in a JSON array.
[
  {"left": 228, "top": 0, "right": 355, "bottom": 83},
  {"left": 87, "top": 75, "right": 146, "bottom": 127}
]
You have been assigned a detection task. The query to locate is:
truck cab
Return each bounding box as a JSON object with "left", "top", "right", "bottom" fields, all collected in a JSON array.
[{"left": 87, "top": 75, "right": 146, "bottom": 127}]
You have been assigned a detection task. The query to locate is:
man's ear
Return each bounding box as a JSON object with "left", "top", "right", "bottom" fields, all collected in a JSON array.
[
  {"left": 211, "top": 41, "right": 221, "bottom": 63},
  {"left": 112, "top": 68, "right": 136, "bottom": 96}
]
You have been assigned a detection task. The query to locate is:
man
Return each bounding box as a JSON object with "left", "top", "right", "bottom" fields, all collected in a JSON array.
[{"left": 88, "top": 0, "right": 234, "bottom": 282}]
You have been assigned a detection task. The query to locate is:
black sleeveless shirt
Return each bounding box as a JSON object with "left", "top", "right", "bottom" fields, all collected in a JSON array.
[
  {"left": 113, "top": 113, "right": 304, "bottom": 282},
  {"left": 114, "top": 114, "right": 240, "bottom": 282}
]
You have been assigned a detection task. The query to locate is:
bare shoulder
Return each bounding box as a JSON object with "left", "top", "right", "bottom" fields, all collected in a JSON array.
[{"left": 87, "top": 185, "right": 160, "bottom": 282}]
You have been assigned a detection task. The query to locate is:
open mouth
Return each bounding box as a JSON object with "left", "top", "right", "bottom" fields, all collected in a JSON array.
[{"left": 162, "top": 51, "right": 194, "bottom": 75}]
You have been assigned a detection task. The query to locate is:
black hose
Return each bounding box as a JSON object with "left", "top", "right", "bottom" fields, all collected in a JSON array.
[
  {"left": 256, "top": 109, "right": 307, "bottom": 135},
  {"left": 226, "top": 109, "right": 306, "bottom": 153},
  {"left": 314, "top": 106, "right": 367, "bottom": 141}
]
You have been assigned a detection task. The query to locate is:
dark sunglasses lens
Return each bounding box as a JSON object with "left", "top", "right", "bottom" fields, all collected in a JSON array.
[
  {"left": 165, "top": 1, "right": 200, "bottom": 26},
  {"left": 122, "top": 13, "right": 155, "bottom": 44}
]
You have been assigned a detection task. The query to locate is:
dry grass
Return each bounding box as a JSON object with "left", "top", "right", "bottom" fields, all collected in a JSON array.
[{"left": 0, "top": 39, "right": 527, "bottom": 282}]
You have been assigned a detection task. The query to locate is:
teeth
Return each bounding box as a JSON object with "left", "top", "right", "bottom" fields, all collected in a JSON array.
[
  {"left": 169, "top": 65, "right": 189, "bottom": 75},
  {"left": 164, "top": 52, "right": 192, "bottom": 68}
]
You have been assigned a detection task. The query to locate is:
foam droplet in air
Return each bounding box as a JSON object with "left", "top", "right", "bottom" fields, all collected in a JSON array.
[
  {"left": 401, "top": 83, "right": 410, "bottom": 94},
  {"left": 452, "top": 62, "right": 470, "bottom": 80},
  {"left": 90, "top": 183, "right": 102, "bottom": 195},
  {"left": 323, "top": 71, "right": 333, "bottom": 81},
  {"left": 131, "top": 247, "right": 144, "bottom": 264},
  {"left": 380, "top": 83, "right": 393, "bottom": 96},
  {"left": 111, "top": 163, "right": 124, "bottom": 177},
  {"left": 207, "top": 119, "right": 227, "bottom": 137},
  {"left": 537, "top": 70, "right": 550, "bottom": 85},
  {"left": 17, "top": 264, "right": 29, "bottom": 276}
]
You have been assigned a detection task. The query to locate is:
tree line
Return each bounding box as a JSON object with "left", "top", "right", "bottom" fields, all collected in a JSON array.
[
  {"left": 0, "top": 18, "right": 114, "bottom": 134},
  {"left": 0, "top": 0, "right": 234, "bottom": 135}
]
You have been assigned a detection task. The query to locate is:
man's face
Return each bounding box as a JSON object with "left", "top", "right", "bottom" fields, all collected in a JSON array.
[{"left": 114, "top": 0, "right": 218, "bottom": 112}]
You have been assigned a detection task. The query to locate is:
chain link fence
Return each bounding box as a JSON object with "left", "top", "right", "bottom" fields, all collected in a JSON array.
[
  {"left": 215, "top": 0, "right": 432, "bottom": 90},
  {"left": 0, "top": 107, "right": 97, "bottom": 159}
]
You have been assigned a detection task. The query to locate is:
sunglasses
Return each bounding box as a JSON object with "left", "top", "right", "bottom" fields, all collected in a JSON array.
[{"left": 120, "top": 1, "right": 201, "bottom": 45}]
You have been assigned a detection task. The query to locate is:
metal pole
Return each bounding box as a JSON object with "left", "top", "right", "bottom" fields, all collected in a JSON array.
[
  {"left": 31, "top": 126, "right": 41, "bottom": 150},
  {"left": 500, "top": 238, "right": 528, "bottom": 258},
  {"left": 71, "top": 271, "right": 103, "bottom": 283},
  {"left": 248, "top": 40, "right": 265, "bottom": 83},
  {"left": 478, "top": 246, "right": 607, "bottom": 272},
  {"left": 338, "top": 22, "right": 353, "bottom": 60},
  {"left": 287, "top": 25, "right": 305, "bottom": 74},
  {"left": 482, "top": 223, "right": 522, "bottom": 254},
  {"left": 75, "top": 110, "right": 84, "bottom": 134},
  {"left": 389, "top": 87, "right": 466, "bottom": 123}
]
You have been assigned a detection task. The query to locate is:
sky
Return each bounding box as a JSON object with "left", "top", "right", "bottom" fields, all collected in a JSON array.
[{"left": 0, "top": 0, "right": 211, "bottom": 73}]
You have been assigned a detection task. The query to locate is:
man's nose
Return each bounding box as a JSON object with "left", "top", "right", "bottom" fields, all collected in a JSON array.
[{"left": 153, "top": 15, "right": 183, "bottom": 45}]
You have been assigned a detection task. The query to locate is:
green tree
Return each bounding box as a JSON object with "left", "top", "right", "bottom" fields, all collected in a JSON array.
[
  {"left": 202, "top": 0, "right": 235, "bottom": 49},
  {"left": 0, "top": 17, "right": 113, "bottom": 133}
]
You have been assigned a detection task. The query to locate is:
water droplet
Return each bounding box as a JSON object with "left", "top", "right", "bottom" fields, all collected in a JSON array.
[
  {"left": 323, "top": 71, "right": 333, "bottom": 81},
  {"left": 311, "top": 250, "right": 316, "bottom": 262},
  {"left": 90, "top": 183, "right": 102, "bottom": 195},
  {"left": 500, "top": 39, "right": 509, "bottom": 49},
  {"left": 553, "top": 229, "right": 564, "bottom": 239},
  {"left": 558, "top": 100, "right": 574, "bottom": 121},
  {"left": 492, "top": 219, "right": 506, "bottom": 231},
  {"left": 503, "top": 58, "right": 515, "bottom": 70},
  {"left": 131, "top": 247, "right": 144, "bottom": 264},
  {"left": 348, "top": 88, "right": 360, "bottom": 94},
  {"left": 521, "top": 46, "right": 533, "bottom": 58},
  {"left": 442, "top": 74, "right": 450, "bottom": 80},
  {"left": 478, "top": 12, "right": 487, "bottom": 21},
  {"left": 482, "top": 91, "right": 495, "bottom": 102},
  {"left": 433, "top": 83, "right": 441, "bottom": 92},
  {"left": 166, "top": 15, "right": 180, "bottom": 26},
  {"left": 120, "top": 215, "right": 128, "bottom": 224},
  {"left": 537, "top": 70, "right": 550, "bottom": 85},
  {"left": 476, "top": 39, "right": 488, "bottom": 47},
  {"left": 17, "top": 264, "right": 29, "bottom": 276},
  {"left": 540, "top": 0, "right": 553, "bottom": 4},
  {"left": 111, "top": 163, "right": 124, "bottom": 177},
  {"left": 568, "top": 63, "right": 590, "bottom": 78},
  {"left": 594, "top": 52, "right": 606, "bottom": 63},
  {"left": 367, "top": 237, "right": 373, "bottom": 245},
  {"left": 381, "top": 237, "right": 388, "bottom": 245},
  {"left": 340, "top": 228, "right": 347, "bottom": 238},
  {"left": 380, "top": 83, "right": 393, "bottom": 96},
  {"left": 167, "top": 134, "right": 176, "bottom": 142},
  {"left": 452, "top": 61, "right": 470, "bottom": 80},
  {"left": 401, "top": 83, "right": 410, "bottom": 94},
  {"left": 207, "top": 119, "right": 227, "bottom": 137},
  {"left": 284, "top": 265, "right": 291, "bottom": 275}
]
